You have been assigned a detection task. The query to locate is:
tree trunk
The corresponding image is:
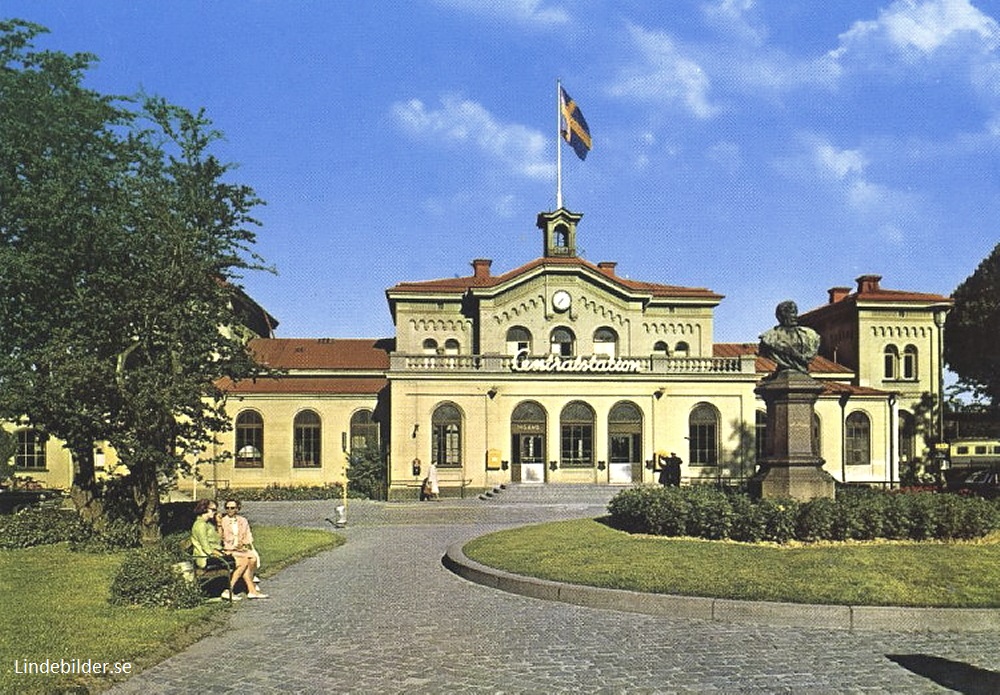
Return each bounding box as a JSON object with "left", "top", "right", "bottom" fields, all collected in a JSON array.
[
  {"left": 68, "top": 444, "right": 106, "bottom": 530},
  {"left": 131, "top": 457, "right": 162, "bottom": 545}
]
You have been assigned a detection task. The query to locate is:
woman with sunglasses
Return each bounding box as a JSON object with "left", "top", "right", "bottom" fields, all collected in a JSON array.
[{"left": 219, "top": 498, "right": 268, "bottom": 599}]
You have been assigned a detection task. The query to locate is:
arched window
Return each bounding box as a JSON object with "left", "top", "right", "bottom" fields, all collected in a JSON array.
[
  {"left": 884, "top": 345, "right": 899, "bottom": 380},
  {"left": 350, "top": 409, "right": 379, "bottom": 452},
  {"left": 846, "top": 412, "right": 871, "bottom": 466},
  {"left": 293, "top": 410, "right": 321, "bottom": 468},
  {"left": 755, "top": 410, "right": 767, "bottom": 463},
  {"left": 550, "top": 327, "right": 575, "bottom": 357},
  {"left": 675, "top": 341, "right": 690, "bottom": 358},
  {"left": 506, "top": 326, "right": 532, "bottom": 356},
  {"left": 608, "top": 401, "right": 642, "bottom": 464},
  {"left": 689, "top": 403, "right": 719, "bottom": 465},
  {"left": 432, "top": 403, "right": 462, "bottom": 468},
  {"left": 560, "top": 401, "right": 594, "bottom": 467},
  {"left": 15, "top": 429, "right": 47, "bottom": 470},
  {"left": 235, "top": 410, "right": 264, "bottom": 467},
  {"left": 422, "top": 338, "right": 438, "bottom": 355},
  {"left": 653, "top": 341, "right": 670, "bottom": 356},
  {"left": 554, "top": 224, "right": 568, "bottom": 248},
  {"left": 903, "top": 345, "right": 918, "bottom": 380},
  {"left": 443, "top": 338, "right": 460, "bottom": 355},
  {"left": 593, "top": 327, "right": 618, "bottom": 358}
]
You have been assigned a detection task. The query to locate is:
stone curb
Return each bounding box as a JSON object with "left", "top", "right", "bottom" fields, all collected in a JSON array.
[{"left": 443, "top": 541, "right": 1000, "bottom": 632}]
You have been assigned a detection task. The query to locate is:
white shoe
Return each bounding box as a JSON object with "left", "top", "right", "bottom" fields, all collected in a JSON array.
[{"left": 220, "top": 589, "right": 242, "bottom": 601}]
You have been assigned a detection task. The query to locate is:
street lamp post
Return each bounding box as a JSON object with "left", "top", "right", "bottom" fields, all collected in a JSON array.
[{"left": 933, "top": 308, "right": 947, "bottom": 445}]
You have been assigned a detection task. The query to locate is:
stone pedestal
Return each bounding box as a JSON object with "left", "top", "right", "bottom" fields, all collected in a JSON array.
[{"left": 750, "top": 370, "right": 835, "bottom": 501}]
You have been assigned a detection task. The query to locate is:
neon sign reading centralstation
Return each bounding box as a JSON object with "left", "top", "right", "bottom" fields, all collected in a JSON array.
[{"left": 511, "top": 349, "right": 644, "bottom": 374}]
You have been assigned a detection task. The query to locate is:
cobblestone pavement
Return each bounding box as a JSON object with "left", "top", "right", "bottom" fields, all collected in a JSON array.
[{"left": 107, "top": 497, "right": 1000, "bottom": 694}]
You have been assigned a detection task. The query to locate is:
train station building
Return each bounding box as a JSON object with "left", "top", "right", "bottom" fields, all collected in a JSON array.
[{"left": 9, "top": 208, "right": 953, "bottom": 500}]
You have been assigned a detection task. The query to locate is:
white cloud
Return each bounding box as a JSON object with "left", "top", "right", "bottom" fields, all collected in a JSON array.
[
  {"left": 701, "top": 0, "right": 766, "bottom": 46},
  {"left": 392, "top": 96, "right": 552, "bottom": 180},
  {"left": 830, "top": 0, "right": 1000, "bottom": 63},
  {"left": 814, "top": 143, "right": 868, "bottom": 180},
  {"left": 434, "top": 0, "right": 570, "bottom": 26},
  {"left": 609, "top": 24, "right": 720, "bottom": 119},
  {"left": 805, "top": 137, "right": 921, "bottom": 244}
]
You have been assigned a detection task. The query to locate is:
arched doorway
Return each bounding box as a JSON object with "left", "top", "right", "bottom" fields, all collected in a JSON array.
[
  {"left": 608, "top": 401, "right": 643, "bottom": 484},
  {"left": 511, "top": 401, "right": 547, "bottom": 483}
]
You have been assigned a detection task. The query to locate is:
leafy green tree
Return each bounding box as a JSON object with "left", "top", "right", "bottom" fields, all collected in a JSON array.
[
  {"left": 0, "top": 21, "right": 269, "bottom": 542},
  {"left": 946, "top": 242, "right": 1000, "bottom": 407},
  {"left": 0, "top": 429, "right": 15, "bottom": 483},
  {"left": 347, "top": 444, "right": 388, "bottom": 500}
]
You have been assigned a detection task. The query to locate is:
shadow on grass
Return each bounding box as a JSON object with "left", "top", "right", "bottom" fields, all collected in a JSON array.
[{"left": 887, "top": 654, "right": 1000, "bottom": 694}]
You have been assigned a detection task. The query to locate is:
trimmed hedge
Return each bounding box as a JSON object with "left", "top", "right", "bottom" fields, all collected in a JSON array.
[
  {"left": 0, "top": 508, "right": 92, "bottom": 549},
  {"left": 109, "top": 546, "right": 203, "bottom": 608},
  {"left": 607, "top": 486, "right": 1000, "bottom": 544},
  {"left": 235, "top": 483, "right": 346, "bottom": 501}
]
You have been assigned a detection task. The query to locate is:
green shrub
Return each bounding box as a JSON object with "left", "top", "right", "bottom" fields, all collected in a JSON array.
[
  {"left": 608, "top": 486, "right": 1000, "bottom": 545},
  {"left": 109, "top": 546, "right": 203, "bottom": 608},
  {"left": 0, "top": 508, "right": 92, "bottom": 549},
  {"left": 71, "top": 518, "right": 141, "bottom": 553},
  {"left": 606, "top": 487, "right": 652, "bottom": 533},
  {"left": 795, "top": 497, "right": 835, "bottom": 542},
  {"left": 237, "top": 483, "right": 345, "bottom": 501},
  {"left": 759, "top": 498, "right": 799, "bottom": 543},
  {"left": 728, "top": 494, "right": 767, "bottom": 543},
  {"left": 684, "top": 486, "right": 733, "bottom": 540}
]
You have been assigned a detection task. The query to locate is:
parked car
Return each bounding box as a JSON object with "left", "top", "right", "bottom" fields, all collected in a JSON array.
[
  {"left": 948, "top": 469, "right": 1000, "bottom": 500},
  {"left": 0, "top": 486, "right": 64, "bottom": 514}
]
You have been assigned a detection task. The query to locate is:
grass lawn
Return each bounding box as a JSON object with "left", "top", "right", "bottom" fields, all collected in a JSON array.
[
  {"left": 0, "top": 525, "right": 343, "bottom": 694},
  {"left": 463, "top": 518, "right": 1000, "bottom": 609}
]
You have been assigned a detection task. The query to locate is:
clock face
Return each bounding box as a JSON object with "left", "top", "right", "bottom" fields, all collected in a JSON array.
[{"left": 552, "top": 290, "right": 571, "bottom": 312}]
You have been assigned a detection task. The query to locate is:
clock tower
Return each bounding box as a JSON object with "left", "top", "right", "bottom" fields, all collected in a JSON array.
[{"left": 537, "top": 207, "right": 582, "bottom": 258}]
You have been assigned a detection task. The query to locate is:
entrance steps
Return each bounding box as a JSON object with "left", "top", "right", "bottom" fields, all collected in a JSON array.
[{"left": 478, "top": 482, "right": 624, "bottom": 506}]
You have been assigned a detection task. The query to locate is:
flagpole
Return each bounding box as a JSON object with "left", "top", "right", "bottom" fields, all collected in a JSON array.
[{"left": 556, "top": 78, "right": 563, "bottom": 210}]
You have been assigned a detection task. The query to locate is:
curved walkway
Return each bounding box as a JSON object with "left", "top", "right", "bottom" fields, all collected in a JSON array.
[{"left": 108, "top": 498, "right": 1000, "bottom": 694}]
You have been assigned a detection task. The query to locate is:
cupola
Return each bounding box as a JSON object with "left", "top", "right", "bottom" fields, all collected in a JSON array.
[{"left": 537, "top": 208, "right": 582, "bottom": 258}]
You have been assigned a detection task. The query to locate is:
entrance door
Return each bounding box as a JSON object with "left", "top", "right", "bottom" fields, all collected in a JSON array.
[
  {"left": 512, "top": 433, "right": 545, "bottom": 484},
  {"left": 609, "top": 402, "right": 643, "bottom": 485},
  {"left": 609, "top": 433, "right": 638, "bottom": 484}
]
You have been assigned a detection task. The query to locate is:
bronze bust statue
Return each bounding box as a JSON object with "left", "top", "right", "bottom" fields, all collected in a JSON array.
[{"left": 758, "top": 300, "right": 820, "bottom": 374}]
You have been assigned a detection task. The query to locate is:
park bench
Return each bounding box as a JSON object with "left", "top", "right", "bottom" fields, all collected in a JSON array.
[{"left": 178, "top": 538, "right": 235, "bottom": 602}]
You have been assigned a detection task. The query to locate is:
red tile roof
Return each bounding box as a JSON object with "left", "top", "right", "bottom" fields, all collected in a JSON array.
[
  {"left": 218, "top": 376, "right": 387, "bottom": 395},
  {"left": 713, "top": 343, "right": 853, "bottom": 375},
  {"left": 389, "top": 256, "right": 723, "bottom": 301},
  {"left": 247, "top": 338, "right": 393, "bottom": 370}
]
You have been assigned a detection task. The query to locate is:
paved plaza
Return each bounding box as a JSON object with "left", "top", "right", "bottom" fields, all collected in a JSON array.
[{"left": 107, "top": 490, "right": 1000, "bottom": 694}]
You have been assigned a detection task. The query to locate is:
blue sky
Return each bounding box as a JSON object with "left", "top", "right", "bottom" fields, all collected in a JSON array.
[{"left": 5, "top": 1, "right": 1000, "bottom": 343}]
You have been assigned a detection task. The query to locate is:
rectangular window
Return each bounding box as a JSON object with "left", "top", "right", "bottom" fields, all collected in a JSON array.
[
  {"left": 293, "top": 429, "right": 321, "bottom": 468},
  {"left": 433, "top": 424, "right": 461, "bottom": 468},
  {"left": 689, "top": 424, "right": 718, "bottom": 465},
  {"left": 560, "top": 425, "right": 593, "bottom": 467},
  {"left": 16, "top": 431, "right": 47, "bottom": 470}
]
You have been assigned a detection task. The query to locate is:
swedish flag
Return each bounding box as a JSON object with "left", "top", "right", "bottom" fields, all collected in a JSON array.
[{"left": 560, "top": 87, "right": 591, "bottom": 160}]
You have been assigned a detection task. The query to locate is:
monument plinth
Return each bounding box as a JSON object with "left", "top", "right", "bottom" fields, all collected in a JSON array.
[
  {"left": 751, "top": 370, "right": 836, "bottom": 500},
  {"left": 750, "top": 300, "right": 836, "bottom": 502}
]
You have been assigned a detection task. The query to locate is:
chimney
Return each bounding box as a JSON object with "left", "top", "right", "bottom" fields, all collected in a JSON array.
[
  {"left": 472, "top": 258, "right": 492, "bottom": 279},
  {"left": 597, "top": 261, "right": 617, "bottom": 276},
  {"left": 855, "top": 274, "right": 882, "bottom": 294},
  {"left": 828, "top": 287, "right": 851, "bottom": 304}
]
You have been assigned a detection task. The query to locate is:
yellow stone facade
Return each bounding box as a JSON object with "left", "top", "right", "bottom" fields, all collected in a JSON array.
[{"left": 5, "top": 209, "right": 951, "bottom": 500}]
